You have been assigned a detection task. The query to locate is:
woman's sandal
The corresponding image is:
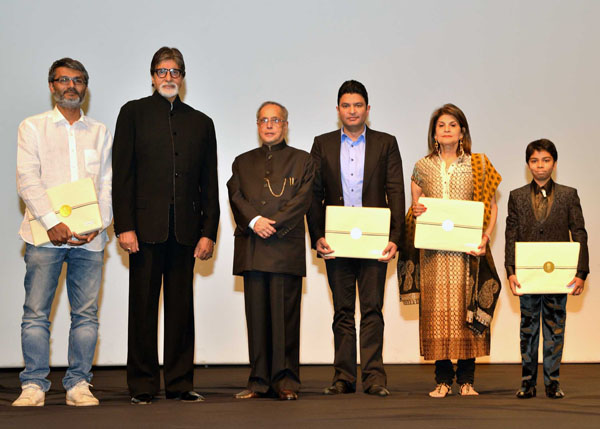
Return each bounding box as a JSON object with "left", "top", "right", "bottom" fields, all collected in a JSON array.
[
  {"left": 429, "top": 383, "right": 452, "bottom": 398},
  {"left": 459, "top": 383, "right": 479, "bottom": 396}
]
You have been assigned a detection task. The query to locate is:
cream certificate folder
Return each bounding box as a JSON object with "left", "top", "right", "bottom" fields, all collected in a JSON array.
[
  {"left": 27, "top": 178, "right": 102, "bottom": 246},
  {"left": 414, "top": 197, "right": 484, "bottom": 253},
  {"left": 515, "top": 242, "right": 580, "bottom": 295},
  {"left": 325, "top": 206, "right": 391, "bottom": 259}
]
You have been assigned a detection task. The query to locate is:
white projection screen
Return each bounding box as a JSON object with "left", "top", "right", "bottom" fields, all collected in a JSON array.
[{"left": 0, "top": 0, "right": 598, "bottom": 367}]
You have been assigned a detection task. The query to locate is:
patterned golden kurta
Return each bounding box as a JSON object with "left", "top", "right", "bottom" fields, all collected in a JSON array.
[{"left": 412, "top": 154, "right": 489, "bottom": 360}]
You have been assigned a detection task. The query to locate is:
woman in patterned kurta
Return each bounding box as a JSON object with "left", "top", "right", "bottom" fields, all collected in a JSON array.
[{"left": 411, "top": 104, "right": 499, "bottom": 398}]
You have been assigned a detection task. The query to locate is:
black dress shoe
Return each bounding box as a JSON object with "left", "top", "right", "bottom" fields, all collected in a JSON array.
[
  {"left": 234, "top": 389, "right": 263, "bottom": 399},
  {"left": 131, "top": 393, "right": 153, "bottom": 405},
  {"left": 516, "top": 381, "right": 536, "bottom": 399},
  {"left": 545, "top": 381, "right": 565, "bottom": 399},
  {"left": 323, "top": 380, "right": 354, "bottom": 395},
  {"left": 278, "top": 389, "right": 298, "bottom": 400},
  {"left": 178, "top": 391, "right": 205, "bottom": 402},
  {"left": 366, "top": 384, "right": 390, "bottom": 397}
]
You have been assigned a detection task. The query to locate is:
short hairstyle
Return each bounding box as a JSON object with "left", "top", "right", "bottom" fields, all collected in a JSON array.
[
  {"left": 337, "top": 80, "right": 368, "bottom": 106},
  {"left": 427, "top": 103, "right": 472, "bottom": 157},
  {"left": 48, "top": 58, "right": 89, "bottom": 85},
  {"left": 526, "top": 138, "right": 558, "bottom": 162},
  {"left": 256, "top": 101, "right": 288, "bottom": 121},
  {"left": 150, "top": 47, "right": 186, "bottom": 77}
]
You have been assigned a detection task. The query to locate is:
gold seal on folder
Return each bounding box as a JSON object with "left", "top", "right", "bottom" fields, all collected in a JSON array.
[
  {"left": 59, "top": 205, "right": 72, "bottom": 217},
  {"left": 27, "top": 178, "right": 102, "bottom": 246},
  {"left": 515, "top": 242, "right": 580, "bottom": 294}
]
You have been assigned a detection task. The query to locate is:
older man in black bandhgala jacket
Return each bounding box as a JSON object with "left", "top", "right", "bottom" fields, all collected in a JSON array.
[
  {"left": 505, "top": 139, "right": 588, "bottom": 400},
  {"left": 227, "top": 101, "right": 314, "bottom": 401},
  {"left": 112, "top": 47, "right": 219, "bottom": 404}
]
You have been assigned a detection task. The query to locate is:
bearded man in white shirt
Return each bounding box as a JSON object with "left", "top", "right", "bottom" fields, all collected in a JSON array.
[{"left": 12, "top": 58, "right": 112, "bottom": 407}]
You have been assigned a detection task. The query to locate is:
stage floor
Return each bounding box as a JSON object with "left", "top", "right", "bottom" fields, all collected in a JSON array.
[{"left": 1, "top": 364, "right": 599, "bottom": 428}]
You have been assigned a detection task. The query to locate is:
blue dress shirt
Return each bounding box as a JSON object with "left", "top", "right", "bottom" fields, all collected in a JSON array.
[{"left": 340, "top": 127, "right": 366, "bottom": 207}]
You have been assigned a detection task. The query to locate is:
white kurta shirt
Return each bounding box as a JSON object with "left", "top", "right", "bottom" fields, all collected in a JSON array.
[{"left": 16, "top": 106, "right": 113, "bottom": 251}]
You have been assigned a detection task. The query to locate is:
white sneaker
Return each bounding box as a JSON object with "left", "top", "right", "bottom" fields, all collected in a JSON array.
[
  {"left": 12, "top": 383, "right": 45, "bottom": 407},
  {"left": 66, "top": 380, "right": 99, "bottom": 406}
]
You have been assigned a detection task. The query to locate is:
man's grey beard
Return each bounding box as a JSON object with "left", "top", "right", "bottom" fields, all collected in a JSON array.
[
  {"left": 158, "top": 82, "right": 179, "bottom": 99},
  {"left": 53, "top": 89, "right": 85, "bottom": 109}
]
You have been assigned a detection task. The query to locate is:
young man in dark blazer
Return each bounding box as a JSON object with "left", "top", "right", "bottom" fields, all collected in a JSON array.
[
  {"left": 307, "top": 80, "right": 404, "bottom": 396},
  {"left": 505, "top": 139, "right": 588, "bottom": 399},
  {"left": 112, "top": 47, "right": 220, "bottom": 404},
  {"left": 227, "top": 101, "right": 314, "bottom": 401}
]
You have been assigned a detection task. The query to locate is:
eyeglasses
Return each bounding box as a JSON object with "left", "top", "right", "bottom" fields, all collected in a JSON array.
[
  {"left": 258, "top": 117, "right": 286, "bottom": 126},
  {"left": 153, "top": 68, "right": 183, "bottom": 78},
  {"left": 53, "top": 76, "right": 86, "bottom": 85}
]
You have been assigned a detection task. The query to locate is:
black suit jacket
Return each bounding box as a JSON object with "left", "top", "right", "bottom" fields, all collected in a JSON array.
[
  {"left": 227, "top": 141, "right": 314, "bottom": 276},
  {"left": 505, "top": 182, "right": 589, "bottom": 279},
  {"left": 307, "top": 127, "right": 405, "bottom": 249},
  {"left": 112, "top": 92, "right": 220, "bottom": 246}
]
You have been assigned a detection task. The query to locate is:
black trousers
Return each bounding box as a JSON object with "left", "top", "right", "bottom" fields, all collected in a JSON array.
[
  {"left": 435, "top": 359, "right": 476, "bottom": 385},
  {"left": 243, "top": 271, "right": 302, "bottom": 393},
  {"left": 324, "top": 258, "right": 387, "bottom": 391},
  {"left": 126, "top": 214, "right": 196, "bottom": 398},
  {"left": 519, "top": 294, "right": 567, "bottom": 386}
]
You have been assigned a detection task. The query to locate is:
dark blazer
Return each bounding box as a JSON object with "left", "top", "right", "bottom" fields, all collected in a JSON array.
[
  {"left": 227, "top": 141, "right": 315, "bottom": 277},
  {"left": 307, "top": 127, "right": 405, "bottom": 249},
  {"left": 505, "top": 182, "right": 589, "bottom": 277},
  {"left": 112, "top": 92, "right": 220, "bottom": 246}
]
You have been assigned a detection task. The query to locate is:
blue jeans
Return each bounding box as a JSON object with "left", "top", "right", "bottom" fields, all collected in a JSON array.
[{"left": 19, "top": 244, "right": 104, "bottom": 392}]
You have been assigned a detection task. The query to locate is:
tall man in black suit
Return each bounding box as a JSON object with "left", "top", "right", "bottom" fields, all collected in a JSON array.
[
  {"left": 112, "top": 47, "right": 220, "bottom": 404},
  {"left": 505, "top": 139, "right": 588, "bottom": 400},
  {"left": 307, "top": 80, "right": 404, "bottom": 396},
  {"left": 227, "top": 101, "right": 314, "bottom": 401}
]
